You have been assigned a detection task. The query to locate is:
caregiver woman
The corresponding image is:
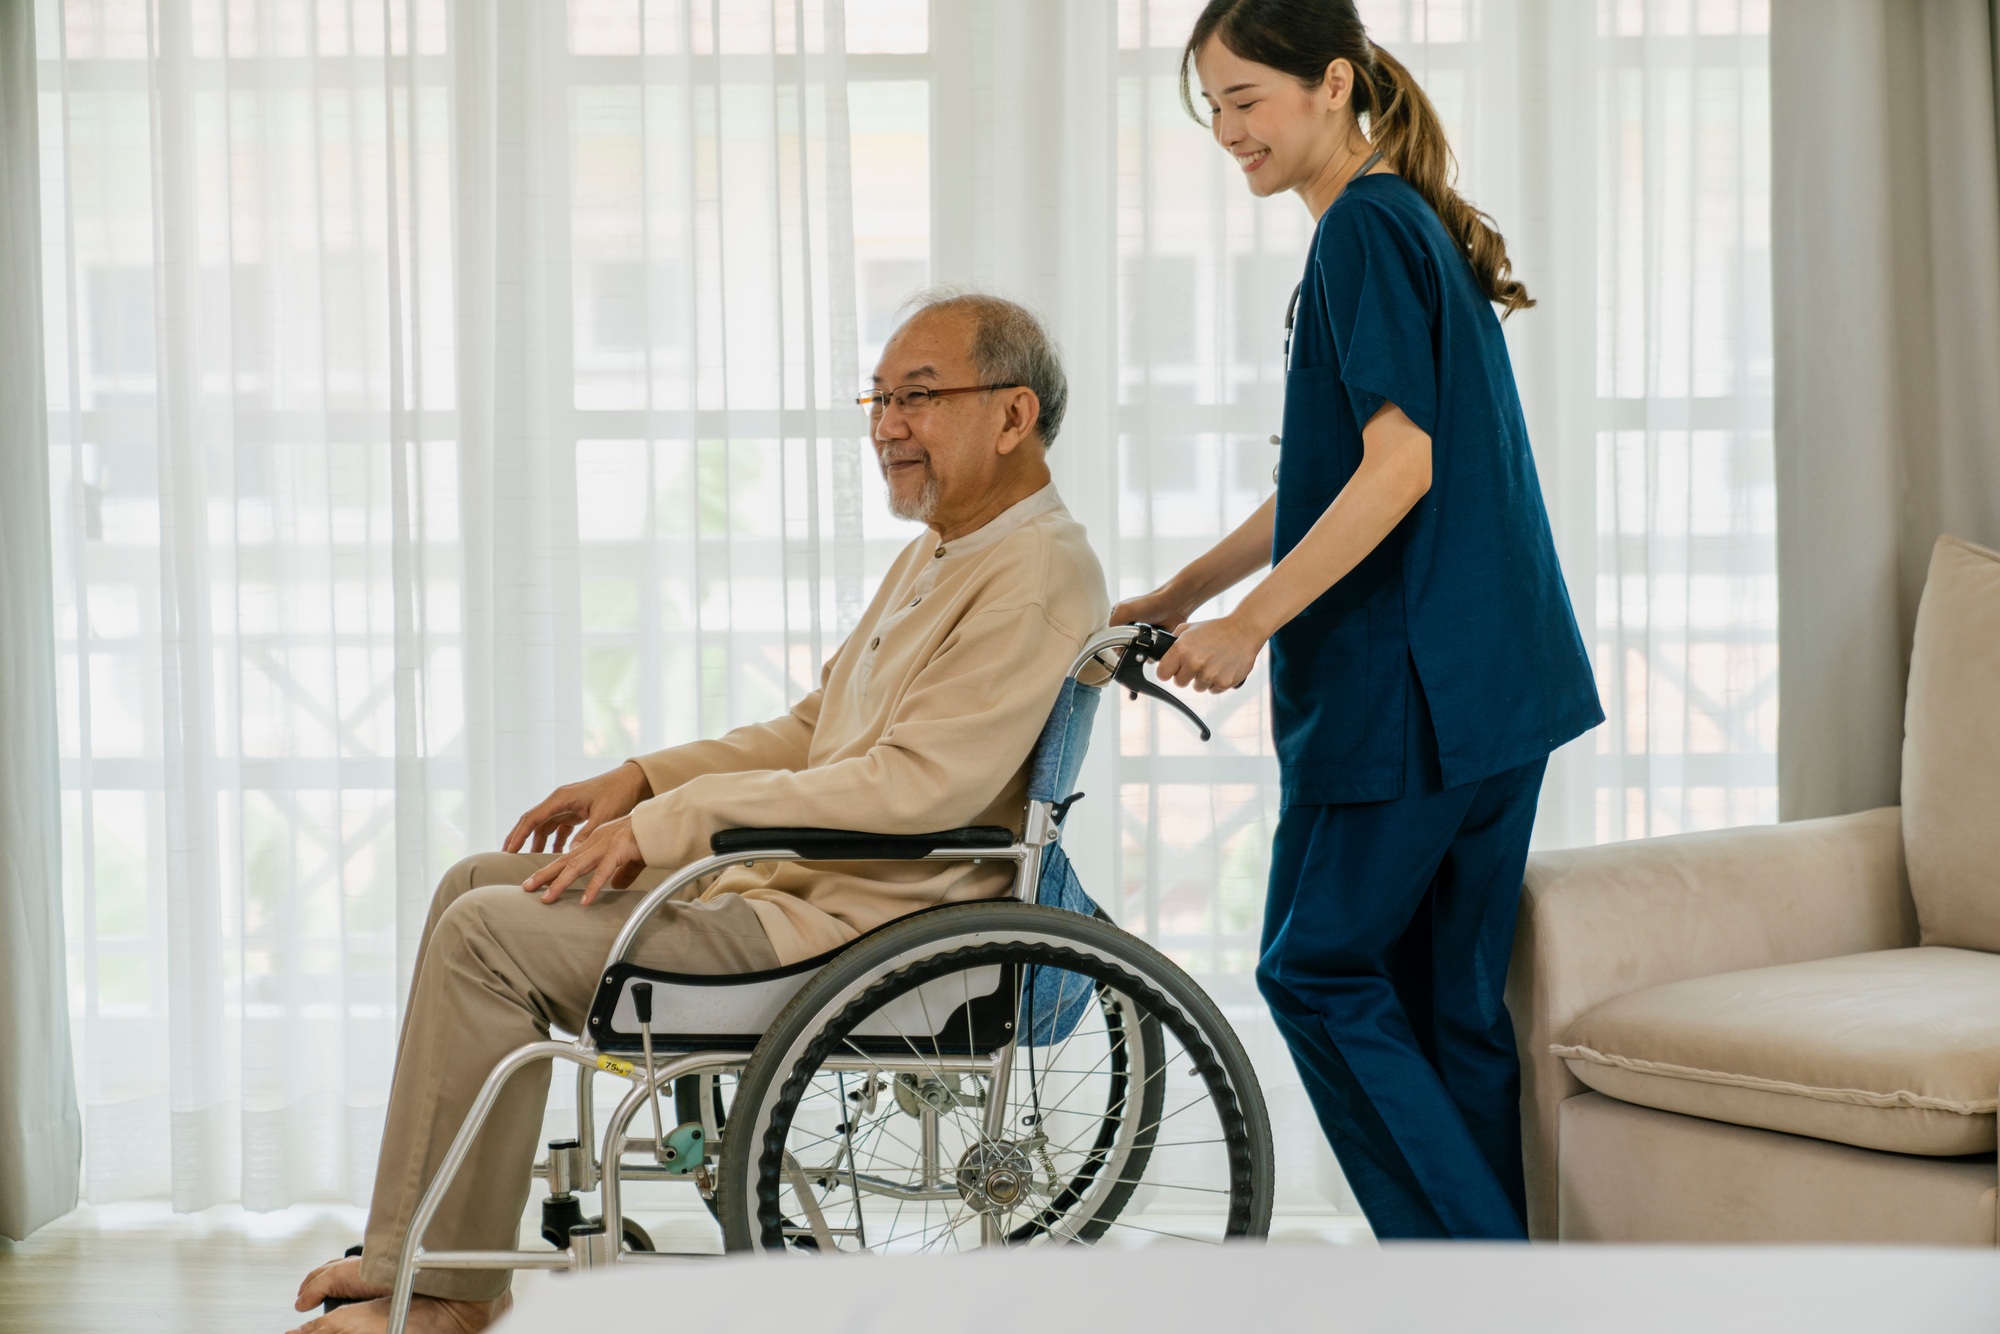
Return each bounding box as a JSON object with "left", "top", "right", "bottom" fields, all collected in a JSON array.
[{"left": 1114, "top": 0, "right": 1602, "bottom": 1241}]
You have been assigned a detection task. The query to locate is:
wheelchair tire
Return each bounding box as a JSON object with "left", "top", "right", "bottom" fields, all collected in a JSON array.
[
  {"left": 716, "top": 901, "right": 1272, "bottom": 1253},
  {"left": 674, "top": 1073, "right": 728, "bottom": 1128},
  {"left": 674, "top": 1072, "right": 828, "bottom": 1248}
]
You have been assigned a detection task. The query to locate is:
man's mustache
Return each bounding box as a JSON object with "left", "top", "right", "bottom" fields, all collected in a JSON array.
[{"left": 876, "top": 449, "right": 931, "bottom": 469}]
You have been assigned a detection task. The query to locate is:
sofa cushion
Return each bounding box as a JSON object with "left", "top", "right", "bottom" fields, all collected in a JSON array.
[
  {"left": 1552, "top": 947, "right": 2000, "bottom": 1156},
  {"left": 1903, "top": 535, "right": 2000, "bottom": 952}
]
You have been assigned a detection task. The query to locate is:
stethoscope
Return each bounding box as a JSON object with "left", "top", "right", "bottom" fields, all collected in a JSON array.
[
  {"left": 1282, "top": 149, "right": 1382, "bottom": 369},
  {"left": 1275, "top": 149, "right": 1382, "bottom": 478}
]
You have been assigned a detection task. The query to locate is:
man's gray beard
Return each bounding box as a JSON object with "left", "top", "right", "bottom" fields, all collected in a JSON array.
[{"left": 887, "top": 470, "right": 941, "bottom": 523}]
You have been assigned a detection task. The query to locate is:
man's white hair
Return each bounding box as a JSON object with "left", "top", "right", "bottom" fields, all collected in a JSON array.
[{"left": 896, "top": 287, "right": 1069, "bottom": 448}]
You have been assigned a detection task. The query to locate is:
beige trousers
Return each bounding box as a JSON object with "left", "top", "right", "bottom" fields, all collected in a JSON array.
[{"left": 358, "top": 851, "right": 779, "bottom": 1300}]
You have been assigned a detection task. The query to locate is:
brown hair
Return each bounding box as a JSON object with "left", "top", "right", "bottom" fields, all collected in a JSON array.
[{"left": 1180, "top": 0, "right": 1533, "bottom": 314}]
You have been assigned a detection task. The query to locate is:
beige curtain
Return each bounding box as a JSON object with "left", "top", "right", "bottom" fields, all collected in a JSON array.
[
  {"left": 0, "top": 0, "right": 83, "bottom": 1240},
  {"left": 1771, "top": 0, "right": 2000, "bottom": 819}
]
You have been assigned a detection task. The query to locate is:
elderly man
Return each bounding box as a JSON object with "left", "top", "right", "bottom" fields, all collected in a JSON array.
[{"left": 289, "top": 290, "right": 1108, "bottom": 1333}]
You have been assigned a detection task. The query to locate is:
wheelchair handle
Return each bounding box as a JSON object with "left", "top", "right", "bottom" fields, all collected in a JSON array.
[{"left": 1113, "top": 623, "right": 1212, "bottom": 742}]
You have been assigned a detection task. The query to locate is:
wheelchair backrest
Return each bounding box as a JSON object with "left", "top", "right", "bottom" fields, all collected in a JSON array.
[
  {"left": 1024, "top": 677, "right": 1104, "bottom": 1046},
  {"left": 1027, "top": 624, "right": 1208, "bottom": 820},
  {"left": 1026, "top": 675, "right": 1100, "bottom": 810}
]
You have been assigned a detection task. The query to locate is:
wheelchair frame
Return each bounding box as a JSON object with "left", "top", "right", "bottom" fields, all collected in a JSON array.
[{"left": 385, "top": 624, "right": 1212, "bottom": 1332}]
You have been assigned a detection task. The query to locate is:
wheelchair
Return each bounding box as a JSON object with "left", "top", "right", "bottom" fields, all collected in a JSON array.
[{"left": 386, "top": 624, "right": 1275, "bottom": 1333}]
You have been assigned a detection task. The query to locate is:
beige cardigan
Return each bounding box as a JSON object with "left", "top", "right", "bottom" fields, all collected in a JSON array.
[{"left": 627, "top": 485, "right": 1109, "bottom": 963}]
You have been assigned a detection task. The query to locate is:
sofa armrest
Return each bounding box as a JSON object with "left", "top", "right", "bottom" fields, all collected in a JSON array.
[{"left": 1507, "top": 807, "right": 1913, "bottom": 1238}]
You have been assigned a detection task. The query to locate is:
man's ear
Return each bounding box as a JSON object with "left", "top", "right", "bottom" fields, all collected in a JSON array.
[{"left": 995, "top": 387, "right": 1041, "bottom": 457}]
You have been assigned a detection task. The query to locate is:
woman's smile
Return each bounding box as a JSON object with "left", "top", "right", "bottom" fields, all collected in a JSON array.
[{"left": 1236, "top": 146, "right": 1272, "bottom": 173}]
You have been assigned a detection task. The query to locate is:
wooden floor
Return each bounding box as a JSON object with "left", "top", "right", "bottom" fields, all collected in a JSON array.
[
  {"left": 0, "top": 1202, "right": 598, "bottom": 1334},
  {"left": 0, "top": 1201, "right": 1367, "bottom": 1332},
  {"left": 0, "top": 1203, "right": 368, "bottom": 1334}
]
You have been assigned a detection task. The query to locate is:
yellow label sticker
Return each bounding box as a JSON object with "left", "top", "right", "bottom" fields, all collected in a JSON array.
[{"left": 596, "top": 1055, "right": 635, "bottom": 1078}]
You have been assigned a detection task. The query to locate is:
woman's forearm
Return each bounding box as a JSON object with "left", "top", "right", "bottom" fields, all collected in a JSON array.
[
  {"left": 1168, "top": 495, "right": 1277, "bottom": 608},
  {"left": 1148, "top": 409, "right": 1431, "bottom": 696},
  {"left": 1235, "top": 409, "right": 1432, "bottom": 638}
]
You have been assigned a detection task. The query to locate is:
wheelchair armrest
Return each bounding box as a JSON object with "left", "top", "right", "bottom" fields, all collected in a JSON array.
[{"left": 708, "top": 826, "right": 1016, "bottom": 860}]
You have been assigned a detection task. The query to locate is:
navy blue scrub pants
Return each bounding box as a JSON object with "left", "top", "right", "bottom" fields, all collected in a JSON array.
[{"left": 1257, "top": 689, "right": 1544, "bottom": 1240}]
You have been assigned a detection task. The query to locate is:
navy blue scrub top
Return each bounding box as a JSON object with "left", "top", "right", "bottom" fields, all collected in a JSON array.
[{"left": 1270, "top": 173, "right": 1603, "bottom": 805}]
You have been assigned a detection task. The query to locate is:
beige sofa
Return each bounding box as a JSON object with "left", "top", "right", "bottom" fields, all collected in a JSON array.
[{"left": 1508, "top": 535, "right": 2000, "bottom": 1242}]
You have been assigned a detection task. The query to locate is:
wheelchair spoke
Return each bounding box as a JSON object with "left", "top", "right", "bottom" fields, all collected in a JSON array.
[
  {"left": 840, "top": 1033, "right": 996, "bottom": 1156},
  {"left": 1036, "top": 1044, "right": 1163, "bottom": 1160},
  {"left": 1079, "top": 1216, "right": 1229, "bottom": 1246},
  {"left": 885, "top": 1190, "right": 909, "bottom": 1246},
  {"left": 1068, "top": 1176, "right": 1230, "bottom": 1194},
  {"left": 1020, "top": 1045, "right": 1129, "bottom": 1138},
  {"left": 1134, "top": 1088, "right": 1222, "bottom": 1135},
  {"left": 885, "top": 1190, "right": 973, "bottom": 1253},
  {"left": 1039, "top": 1059, "right": 1164, "bottom": 1156}
]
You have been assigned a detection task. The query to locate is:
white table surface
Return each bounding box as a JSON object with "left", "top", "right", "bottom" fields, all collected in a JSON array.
[{"left": 498, "top": 1242, "right": 2000, "bottom": 1333}]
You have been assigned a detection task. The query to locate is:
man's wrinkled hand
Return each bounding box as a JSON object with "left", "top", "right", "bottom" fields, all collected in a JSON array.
[
  {"left": 504, "top": 761, "right": 653, "bottom": 856},
  {"left": 522, "top": 816, "right": 648, "bottom": 907},
  {"left": 1110, "top": 585, "right": 1194, "bottom": 631}
]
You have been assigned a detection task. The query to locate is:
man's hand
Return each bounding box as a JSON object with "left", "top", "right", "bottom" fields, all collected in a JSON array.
[
  {"left": 522, "top": 815, "right": 648, "bottom": 906},
  {"left": 1155, "top": 613, "right": 1267, "bottom": 693},
  {"left": 504, "top": 761, "right": 653, "bottom": 856},
  {"left": 1110, "top": 585, "right": 1195, "bottom": 631}
]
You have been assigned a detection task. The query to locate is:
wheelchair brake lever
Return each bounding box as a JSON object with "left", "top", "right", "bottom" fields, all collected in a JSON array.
[
  {"left": 631, "top": 982, "right": 668, "bottom": 1164},
  {"left": 1115, "top": 625, "right": 1213, "bottom": 742}
]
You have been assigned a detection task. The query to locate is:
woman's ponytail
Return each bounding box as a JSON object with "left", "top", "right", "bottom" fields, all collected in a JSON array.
[
  {"left": 1181, "top": 0, "right": 1534, "bottom": 315},
  {"left": 1356, "top": 44, "right": 1533, "bottom": 314}
]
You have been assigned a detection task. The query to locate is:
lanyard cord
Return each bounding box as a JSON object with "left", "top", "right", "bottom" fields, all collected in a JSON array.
[{"left": 1284, "top": 148, "right": 1385, "bottom": 365}]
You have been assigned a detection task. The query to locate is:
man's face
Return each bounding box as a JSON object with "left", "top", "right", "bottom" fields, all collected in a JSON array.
[{"left": 868, "top": 311, "right": 1009, "bottom": 525}]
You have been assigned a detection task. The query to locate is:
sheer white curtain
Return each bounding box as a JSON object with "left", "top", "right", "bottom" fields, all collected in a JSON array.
[
  {"left": 36, "top": 0, "right": 889, "bottom": 1211},
  {"left": 1337, "top": 0, "right": 1777, "bottom": 848},
  {"left": 36, "top": 0, "right": 1773, "bottom": 1219}
]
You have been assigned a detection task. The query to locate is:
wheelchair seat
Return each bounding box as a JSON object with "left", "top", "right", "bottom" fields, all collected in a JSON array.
[{"left": 587, "top": 898, "right": 1008, "bottom": 1054}]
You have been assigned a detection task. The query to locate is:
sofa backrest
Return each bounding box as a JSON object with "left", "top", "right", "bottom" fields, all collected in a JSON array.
[{"left": 1903, "top": 535, "right": 2000, "bottom": 950}]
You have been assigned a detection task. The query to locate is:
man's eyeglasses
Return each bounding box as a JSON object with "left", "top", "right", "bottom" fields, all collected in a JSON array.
[{"left": 856, "top": 383, "right": 1019, "bottom": 418}]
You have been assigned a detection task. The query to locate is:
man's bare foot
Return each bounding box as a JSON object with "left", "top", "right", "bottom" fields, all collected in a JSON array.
[
  {"left": 285, "top": 1291, "right": 511, "bottom": 1334},
  {"left": 295, "top": 1256, "right": 389, "bottom": 1312}
]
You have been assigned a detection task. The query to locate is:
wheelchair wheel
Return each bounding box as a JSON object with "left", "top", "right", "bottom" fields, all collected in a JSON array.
[
  {"left": 674, "top": 1070, "right": 829, "bottom": 1246},
  {"left": 674, "top": 1073, "right": 729, "bottom": 1129},
  {"left": 716, "top": 902, "right": 1272, "bottom": 1253}
]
